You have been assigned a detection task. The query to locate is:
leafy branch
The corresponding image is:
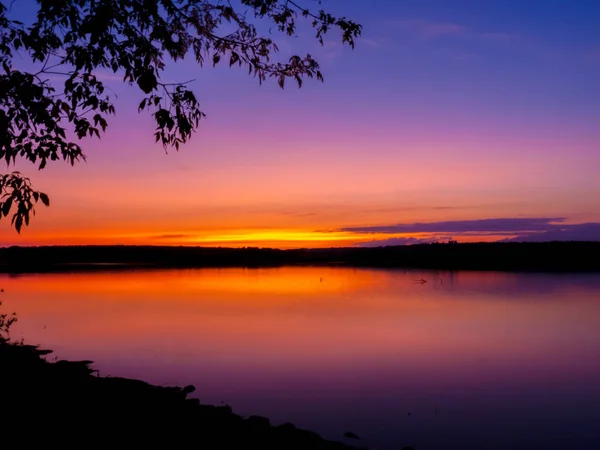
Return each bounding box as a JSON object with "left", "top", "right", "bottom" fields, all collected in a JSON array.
[
  {"left": 0, "top": 0, "right": 361, "bottom": 231},
  {"left": 0, "top": 172, "right": 49, "bottom": 233}
]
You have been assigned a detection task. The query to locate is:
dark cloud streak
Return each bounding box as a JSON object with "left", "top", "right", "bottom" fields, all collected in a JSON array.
[
  {"left": 359, "top": 236, "right": 452, "bottom": 247},
  {"left": 341, "top": 218, "right": 600, "bottom": 247},
  {"left": 151, "top": 234, "right": 191, "bottom": 240},
  {"left": 342, "top": 218, "right": 567, "bottom": 234},
  {"left": 501, "top": 223, "right": 600, "bottom": 243}
]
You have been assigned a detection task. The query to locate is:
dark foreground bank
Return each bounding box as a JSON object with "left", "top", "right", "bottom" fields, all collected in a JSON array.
[
  {"left": 1, "top": 241, "right": 600, "bottom": 272},
  {"left": 1, "top": 340, "right": 365, "bottom": 449}
]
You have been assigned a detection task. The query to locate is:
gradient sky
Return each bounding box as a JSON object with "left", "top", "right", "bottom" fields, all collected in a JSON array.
[{"left": 2, "top": 0, "right": 600, "bottom": 248}]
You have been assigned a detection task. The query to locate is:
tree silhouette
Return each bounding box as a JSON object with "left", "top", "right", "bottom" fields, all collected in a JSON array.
[{"left": 0, "top": 0, "right": 361, "bottom": 232}]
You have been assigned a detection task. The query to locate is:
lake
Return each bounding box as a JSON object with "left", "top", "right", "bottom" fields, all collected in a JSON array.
[{"left": 2, "top": 267, "right": 600, "bottom": 449}]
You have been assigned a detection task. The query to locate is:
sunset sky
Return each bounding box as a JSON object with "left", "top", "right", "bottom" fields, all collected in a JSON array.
[{"left": 2, "top": 0, "right": 600, "bottom": 248}]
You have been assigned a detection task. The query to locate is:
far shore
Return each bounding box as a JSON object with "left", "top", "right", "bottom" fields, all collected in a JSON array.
[{"left": 1, "top": 241, "right": 600, "bottom": 273}]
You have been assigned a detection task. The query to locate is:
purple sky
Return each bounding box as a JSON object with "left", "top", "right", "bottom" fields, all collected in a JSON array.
[{"left": 2, "top": 0, "right": 600, "bottom": 247}]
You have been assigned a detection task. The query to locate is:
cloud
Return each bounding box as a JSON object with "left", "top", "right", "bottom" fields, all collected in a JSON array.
[
  {"left": 358, "top": 236, "right": 451, "bottom": 247},
  {"left": 320, "top": 40, "right": 343, "bottom": 60},
  {"left": 479, "top": 32, "right": 520, "bottom": 43},
  {"left": 361, "top": 205, "right": 473, "bottom": 215},
  {"left": 341, "top": 218, "right": 567, "bottom": 234},
  {"left": 339, "top": 217, "right": 600, "bottom": 246},
  {"left": 501, "top": 223, "right": 600, "bottom": 242},
  {"left": 362, "top": 38, "right": 383, "bottom": 48},
  {"left": 279, "top": 212, "right": 316, "bottom": 217},
  {"left": 393, "top": 19, "right": 519, "bottom": 44},
  {"left": 151, "top": 234, "right": 191, "bottom": 240},
  {"left": 94, "top": 71, "right": 124, "bottom": 82},
  {"left": 395, "top": 20, "right": 467, "bottom": 40}
]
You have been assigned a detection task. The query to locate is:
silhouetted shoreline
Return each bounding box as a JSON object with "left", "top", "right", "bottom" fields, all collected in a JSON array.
[
  {"left": 1, "top": 242, "right": 599, "bottom": 273},
  {"left": 1, "top": 340, "right": 359, "bottom": 449}
]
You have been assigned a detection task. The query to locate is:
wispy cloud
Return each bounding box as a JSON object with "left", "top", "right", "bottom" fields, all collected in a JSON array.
[
  {"left": 395, "top": 19, "right": 467, "bottom": 40},
  {"left": 319, "top": 40, "right": 344, "bottom": 60},
  {"left": 542, "top": 44, "right": 600, "bottom": 65},
  {"left": 393, "top": 19, "right": 519, "bottom": 44},
  {"left": 151, "top": 234, "right": 192, "bottom": 240},
  {"left": 279, "top": 212, "right": 316, "bottom": 217},
  {"left": 361, "top": 205, "right": 473, "bottom": 214},
  {"left": 479, "top": 32, "right": 520, "bottom": 44},
  {"left": 362, "top": 38, "right": 383, "bottom": 48}
]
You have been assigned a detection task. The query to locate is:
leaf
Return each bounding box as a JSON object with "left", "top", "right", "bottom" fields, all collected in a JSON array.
[
  {"left": 15, "top": 215, "right": 23, "bottom": 234},
  {"left": 1, "top": 198, "right": 12, "bottom": 217},
  {"left": 39, "top": 193, "right": 50, "bottom": 207},
  {"left": 137, "top": 69, "right": 158, "bottom": 94}
]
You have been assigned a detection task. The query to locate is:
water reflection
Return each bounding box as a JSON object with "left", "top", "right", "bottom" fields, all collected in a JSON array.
[{"left": 2, "top": 267, "right": 600, "bottom": 450}]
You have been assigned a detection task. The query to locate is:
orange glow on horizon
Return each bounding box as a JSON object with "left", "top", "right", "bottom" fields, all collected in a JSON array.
[{"left": 1, "top": 226, "right": 507, "bottom": 248}]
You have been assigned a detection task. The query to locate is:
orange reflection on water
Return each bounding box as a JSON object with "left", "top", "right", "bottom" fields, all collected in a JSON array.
[
  {"left": 5, "top": 267, "right": 384, "bottom": 300},
  {"left": 3, "top": 267, "right": 600, "bottom": 449},
  {"left": 3, "top": 267, "right": 600, "bottom": 372}
]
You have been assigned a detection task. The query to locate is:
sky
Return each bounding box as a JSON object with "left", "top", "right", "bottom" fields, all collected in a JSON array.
[{"left": 2, "top": 0, "right": 600, "bottom": 248}]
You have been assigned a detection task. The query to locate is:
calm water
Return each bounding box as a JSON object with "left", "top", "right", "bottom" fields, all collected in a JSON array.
[{"left": 2, "top": 267, "right": 600, "bottom": 449}]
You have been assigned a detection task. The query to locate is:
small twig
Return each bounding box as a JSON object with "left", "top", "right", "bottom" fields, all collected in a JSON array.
[{"left": 158, "top": 78, "right": 196, "bottom": 86}]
